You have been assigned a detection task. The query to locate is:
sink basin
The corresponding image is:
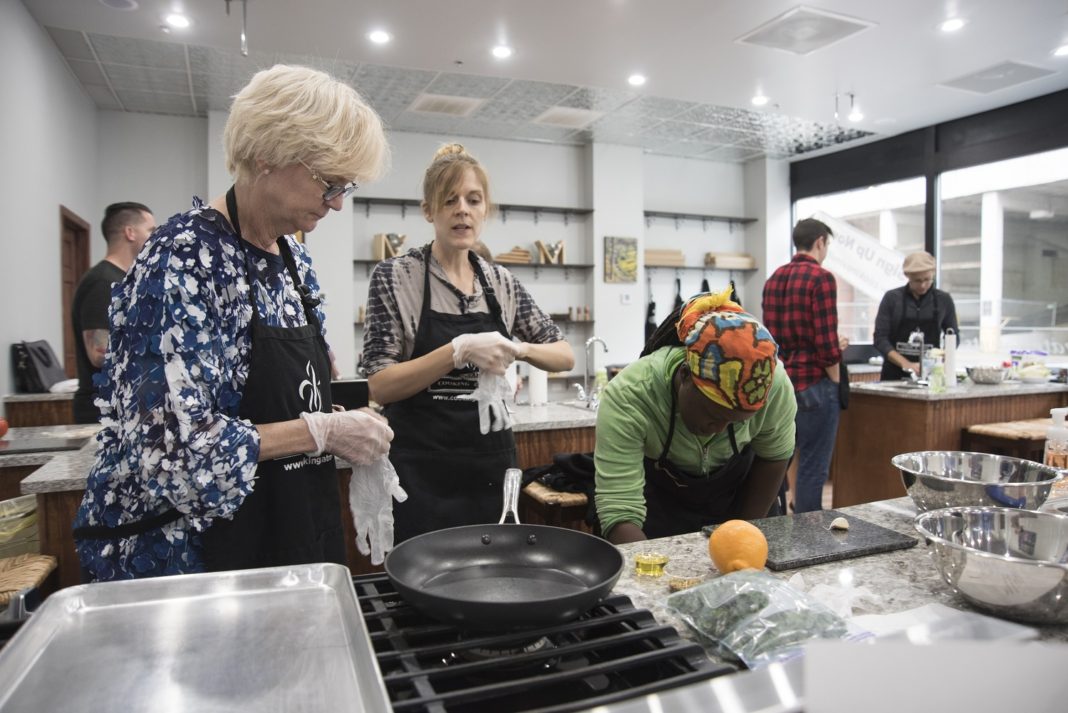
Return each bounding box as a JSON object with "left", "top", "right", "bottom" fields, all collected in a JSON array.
[{"left": 555, "top": 399, "right": 598, "bottom": 412}]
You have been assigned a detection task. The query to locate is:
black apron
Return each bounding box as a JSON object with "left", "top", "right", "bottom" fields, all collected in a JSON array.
[
  {"left": 881, "top": 288, "right": 941, "bottom": 381},
  {"left": 641, "top": 364, "right": 756, "bottom": 538},
  {"left": 201, "top": 188, "right": 344, "bottom": 571},
  {"left": 385, "top": 245, "right": 516, "bottom": 543},
  {"left": 74, "top": 188, "right": 345, "bottom": 572}
]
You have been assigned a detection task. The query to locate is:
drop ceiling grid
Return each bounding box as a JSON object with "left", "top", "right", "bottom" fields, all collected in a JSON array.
[{"left": 43, "top": 25, "right": 876, "bottom": 159}]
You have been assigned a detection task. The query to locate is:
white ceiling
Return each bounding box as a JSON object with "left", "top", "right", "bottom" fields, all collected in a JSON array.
[{"left": 20, "top": 0, "right": 1068, "bottom": 162}]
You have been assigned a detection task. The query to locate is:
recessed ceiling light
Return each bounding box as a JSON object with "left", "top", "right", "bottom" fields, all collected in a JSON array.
[
  {"left": 164, "top": 13, "right": 190, "bottom": 29},
  {"left": 368, "top": 29, "right": 391, "bottom": 45},
  {"left": 1054, "top": 43, "right": 1068, "bottom": 57},
  {"left": 939, "top": 18, "right": 966, "bottom": 33},
  {"left": 99, "top": 0, "right": 138, "bottom": 10},
  {"left": 492, "top": 45, "right": 513, "bottom": 59},
  {"left": 628, "top": 73, "right": 647, "bottom": 87},
  {"left": 751, "top": 94, "right": 769, "bottom": 106}
]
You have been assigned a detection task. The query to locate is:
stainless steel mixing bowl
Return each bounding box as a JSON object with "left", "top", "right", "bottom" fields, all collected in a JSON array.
[
  {"left": 891, "top": 451, "right": 1065, "bottom": 512},
  {"left": 914, "top": 507, "right": 1068, "bottom": 624}
]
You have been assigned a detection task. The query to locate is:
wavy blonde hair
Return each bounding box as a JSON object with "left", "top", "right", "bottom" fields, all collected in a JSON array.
[
  {"left": 224, "top": 64, "right": 389, "bottom": 184},
  {"left": 421, "top": 143, "right": 493, "bottom": 216}
]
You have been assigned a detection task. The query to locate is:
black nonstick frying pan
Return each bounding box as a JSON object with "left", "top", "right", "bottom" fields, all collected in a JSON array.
[{"left": 385, "top": 469, "right": 624, "bottom": 631}]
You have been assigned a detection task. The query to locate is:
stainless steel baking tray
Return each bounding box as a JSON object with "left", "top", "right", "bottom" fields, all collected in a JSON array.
[{"left": 0, "top": 563, "right": 389, "bottom": 712}]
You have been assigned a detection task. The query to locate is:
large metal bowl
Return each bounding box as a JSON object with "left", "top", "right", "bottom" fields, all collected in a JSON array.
[
  {"left": 966, "top": 365, "right": 1008, "bottom": 384},
  {"left": 892, "top": 451, "right": 1065, "bottom": 512},
  {"left": 915, "top": 507, "right": 1068, "bottom": 624}
]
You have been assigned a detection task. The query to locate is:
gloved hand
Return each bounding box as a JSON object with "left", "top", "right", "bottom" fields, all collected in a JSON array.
[
  {"left": 457, "top": 371, "right": 514, "bottom": 435},
  {"left": 300, "top": 408, "right": 393, "bottom": 466},
  {"left": 451, "top": 331, "right": 520, "bottom": 376},
  {"left": 349, "top": 457, "right": 408, "bottom": 565}
]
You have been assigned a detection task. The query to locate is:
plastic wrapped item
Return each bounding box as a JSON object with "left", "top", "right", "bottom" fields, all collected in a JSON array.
[
  {"left": 0, "top": 496, "right": 39, "bottom": 559},
  {"left": 666, "top": 569, "right": 869, "bottom": 668}
]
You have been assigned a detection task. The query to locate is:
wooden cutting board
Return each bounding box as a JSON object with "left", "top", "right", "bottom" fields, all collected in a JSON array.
[{"left": 704, "top": 510, "right": 918, "bottom": 571}]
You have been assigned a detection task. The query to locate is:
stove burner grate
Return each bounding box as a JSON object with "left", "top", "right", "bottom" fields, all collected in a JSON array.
[{"left": 354, "top": 572, "right": 734, "bottom": 713}]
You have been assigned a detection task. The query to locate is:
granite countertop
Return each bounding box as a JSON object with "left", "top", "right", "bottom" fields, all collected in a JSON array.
[
  {"left": 0, "top": 424, "right": 101, "bottom": 468},
  {"left": 2, "top": 391, "right": 75, "bottom": 402},
  {"left": 850, "top": 380, "right": 1068, "bottom": 401},
  {"left": 20, "top": 404, "right": 595, "bottom": 493},
  {"left": 611, "top": 497, "right": 1068, "bottom": 664},
  {"left": 20, "top": 440, "right": 99, "bottom": 494},
  {"left": 510, "top": 401, "right": 598, "bottom": 431}
]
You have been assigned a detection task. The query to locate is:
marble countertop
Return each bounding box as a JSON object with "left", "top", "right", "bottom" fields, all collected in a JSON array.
[
  {"left": 0, "top": 424, "right": 101, "bottom": 468},
  {"left": 610, "top": 497, "right": 1068, "bottom": 666},
  {"left": 2, "top": 391, "right": 74, "bottom": 402},
  {"left": 19, "top": 440, "right": 99, "bottom": 494},
  {"left": 850, "top": 380, "right": 1068, "bottom": 401}
]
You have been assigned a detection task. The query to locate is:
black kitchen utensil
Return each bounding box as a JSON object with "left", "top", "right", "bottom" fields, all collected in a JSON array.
[{"left": 385, "top": 469, "right": 624, "bottom": 630}]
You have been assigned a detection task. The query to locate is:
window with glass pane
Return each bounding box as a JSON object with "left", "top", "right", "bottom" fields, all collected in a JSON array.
[
  {"left": 941, "top": 147, "right": 1068, "bottom": 366},
  {"left": 793, "top": 178, "right": 926, "bottom": 351}
]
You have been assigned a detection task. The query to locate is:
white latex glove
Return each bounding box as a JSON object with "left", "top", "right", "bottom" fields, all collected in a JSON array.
[
  {"left": 300, "top": 408, "right": 393, "bottom": 466},
  {"left": 349, "top": 457, "right": 408, "bottom": 565},
  {"left": 451, "top": 331, "right": 520, "bottom": 376},
  {"left": 457, "top": 371, "right": 513, "bottom": 435}
]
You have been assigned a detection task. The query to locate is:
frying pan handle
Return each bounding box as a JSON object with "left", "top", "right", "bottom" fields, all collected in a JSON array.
[{"left": 498, "top": 468, "right": 522, "bottom": 524}]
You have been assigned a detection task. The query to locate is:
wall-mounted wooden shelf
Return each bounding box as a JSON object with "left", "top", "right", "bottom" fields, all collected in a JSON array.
[
  {"left": 644, "top": 264, "right": 757, "bottom": 272},
  {"left": 354, "top": 259, "right": 594, "bottom": 278},
  {"left": 353, "top": 197, "right": 592, "bottom": 225},
  {"left": 643, "top": 210, "right": 757, "bottom": 231}
]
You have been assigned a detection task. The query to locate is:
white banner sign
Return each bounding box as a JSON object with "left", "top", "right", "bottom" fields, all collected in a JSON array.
[{"left": 814, "top": 211, "right": 907, "bottom": 302}]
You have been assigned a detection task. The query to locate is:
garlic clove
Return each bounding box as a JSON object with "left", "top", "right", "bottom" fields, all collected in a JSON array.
[{"left": 829, "top": 516, "right": 850, "bottom": 531}]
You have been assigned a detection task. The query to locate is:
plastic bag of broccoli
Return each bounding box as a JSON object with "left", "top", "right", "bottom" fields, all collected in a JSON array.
[{"left": 666, "top": 569, "right": 870, "bottom": 668}]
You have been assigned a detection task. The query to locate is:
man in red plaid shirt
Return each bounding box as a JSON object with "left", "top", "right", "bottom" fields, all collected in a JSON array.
[{"left": 761, "top": 218, "right": 844, "bottom": 512}]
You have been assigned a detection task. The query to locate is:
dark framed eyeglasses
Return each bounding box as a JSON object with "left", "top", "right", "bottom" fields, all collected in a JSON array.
[{"left": 299, "top": 160, "right": 359, "bottom": 202}]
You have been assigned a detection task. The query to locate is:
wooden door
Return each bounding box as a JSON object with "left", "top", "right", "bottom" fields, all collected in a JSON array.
[{"left": 59, "top": 206, "right": 91, "bottom": 377}]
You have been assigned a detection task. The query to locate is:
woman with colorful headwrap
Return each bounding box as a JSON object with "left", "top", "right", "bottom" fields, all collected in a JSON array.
[{"left": 594, "top": 289, "right": 797, "bottom": 544}]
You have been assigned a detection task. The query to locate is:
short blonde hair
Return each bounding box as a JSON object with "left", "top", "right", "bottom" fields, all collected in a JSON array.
[
  {"left": 224, "top": 64, "right": 389, "bottom": 184},
  {"left": 422, "top": 143, "right": 493, "bottom": 216}
]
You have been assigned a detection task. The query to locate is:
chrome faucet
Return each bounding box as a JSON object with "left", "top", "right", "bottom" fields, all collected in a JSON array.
[{"left": 581, "top": 337, "right": 608, "bottom": 408}]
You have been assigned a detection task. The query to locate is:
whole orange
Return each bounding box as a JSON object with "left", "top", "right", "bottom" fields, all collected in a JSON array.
[
  {"left": 0, "top": 417, "right": 7, "bottom": 439},
  {"left": 708, "top": 519, "right": 768, "bottom": 572}
]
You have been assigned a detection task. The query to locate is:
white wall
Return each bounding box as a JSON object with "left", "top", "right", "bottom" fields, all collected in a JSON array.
[
  {"left": 96, "top": 111, "right": 208, "bottom": 260},
  {"left": 743, "top": 157, "right": 792, "bottom": 323},
  {"left": 0, "top": 0, "right": 98, "bottom": 408},
  {"left": 643, "top": 155, "right": 749, "bottom": 323}
]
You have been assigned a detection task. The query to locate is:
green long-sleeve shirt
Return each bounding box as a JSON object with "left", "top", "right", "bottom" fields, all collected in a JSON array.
[{"left": 594, "top": 347, "right": 796, "bottom": 534}]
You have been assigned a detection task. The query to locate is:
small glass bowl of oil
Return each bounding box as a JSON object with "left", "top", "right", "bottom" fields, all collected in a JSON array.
[{"left": 633, "top": 551, "right": 669, "bottom": 578}]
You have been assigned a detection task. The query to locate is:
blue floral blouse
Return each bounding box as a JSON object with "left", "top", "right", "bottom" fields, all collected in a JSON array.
[{"left": 73, "top": 197, "right": 328, "bottom": 581}]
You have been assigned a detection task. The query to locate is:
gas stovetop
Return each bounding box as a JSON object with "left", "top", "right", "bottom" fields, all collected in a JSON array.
[{"left": 352, "top": 573, "right": 735, "bottom": 713}]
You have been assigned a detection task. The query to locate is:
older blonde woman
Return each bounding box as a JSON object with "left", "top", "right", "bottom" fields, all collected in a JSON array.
[{"left": 74, "top": 65, "right": 397, "bottom": 580}]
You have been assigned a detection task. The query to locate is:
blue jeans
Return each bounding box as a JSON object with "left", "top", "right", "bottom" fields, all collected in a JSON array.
[{"left": 793, "top": 377, "right": 840, "bottom": 512}]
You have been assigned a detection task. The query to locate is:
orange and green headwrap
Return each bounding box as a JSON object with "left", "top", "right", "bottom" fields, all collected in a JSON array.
[{"left": 676, "top": 288, "right": 779, "bottom": 411}]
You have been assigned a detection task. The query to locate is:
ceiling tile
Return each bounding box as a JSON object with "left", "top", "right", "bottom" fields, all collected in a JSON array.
[
  {"left": 67, "top": 58, "right": 109, "bottom": 86},
  {"left": 84, "top": 83, "right": 122, "bottom": 111},
  {"left": 557, "top": 86, "right": 636, "bottom": 113},
  {"left": 274, "top": 52, "right": 360, "bottom": 80},
  {"left": 190, "top": 73, "right": 249, "bottom": 100},
  {"left": 703, "top": 145, "right": 765, "bottom": 162},
  {"left": 103, "top": 64, "right": 190, "bottom": 93},
  {"left": 460, "top": 118, "right": 581, "bottom": 142},
  {"left": 115, "top": 89, "right": 197, "bottom": 117},
  {"left": 388, "top": 111, "right": 462, "bottom": 133},
  {"left": 424, "top": 72, "right": 510, "bottom": 98},
  {"left": 45, "top": 26, "right": 94, "bottom": 61},
  {"left": 187, "top": 45, "right": 271, "bottom": 79},
  {"left": 640, "top": 120, "right": 710, "bottom": 142},
  {"left": 611, "top": 96, "right": 700, "bottom": 121},
  {"left": 88, "top": 33, "right": 187, "bottom": 70}
]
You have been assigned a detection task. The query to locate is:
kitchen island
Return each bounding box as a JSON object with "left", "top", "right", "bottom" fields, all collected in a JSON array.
[
  {"left": 19, "top": 402, "right": 597, "bottom": 588},
  {"left": 601, "top": 496, "right": 1068, "bottom": 711},
  {"left": 831, "top": 380, "right": 1068, "bottom": 508}
]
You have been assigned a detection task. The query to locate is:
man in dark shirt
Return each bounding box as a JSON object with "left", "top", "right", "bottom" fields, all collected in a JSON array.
[
  {"left": 71, "top": 202, "right": 155, "bottom": 423},
  {"left": 761, "top": 218, "right": 844, "bottom": 512}
]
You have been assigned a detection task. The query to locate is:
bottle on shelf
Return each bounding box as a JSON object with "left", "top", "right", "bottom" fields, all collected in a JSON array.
[{"left": 1045, "top": 408, "right": 1068, "bottom": 469}]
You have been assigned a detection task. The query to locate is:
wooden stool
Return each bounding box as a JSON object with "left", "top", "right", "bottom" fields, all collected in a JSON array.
[
  {"left": 520, "top": 482, "right": 592, "bottom": 533},
  {"left": 961, "top": 417, "right": 1050, "bottom": 464}
]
